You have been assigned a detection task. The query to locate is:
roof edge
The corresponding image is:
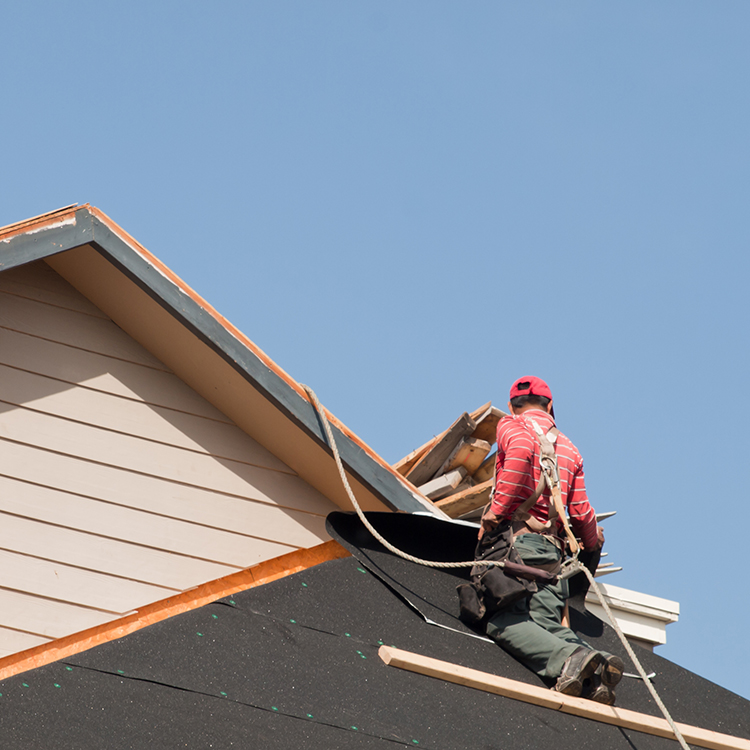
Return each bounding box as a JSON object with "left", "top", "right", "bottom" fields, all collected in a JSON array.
[
  {"left": 0, "top": 204, "right": 82, "bottom": 237},
  {"left": 0, "top": 540, "right": 350, "bottom": 682}
]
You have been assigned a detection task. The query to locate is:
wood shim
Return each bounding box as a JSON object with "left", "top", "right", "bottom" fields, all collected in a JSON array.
[
  {"left": 379, "top": 646, "right": 750, "bottom": 750},
  {"left": 435, "top": 478, "right": 493, "bottom": 517}
]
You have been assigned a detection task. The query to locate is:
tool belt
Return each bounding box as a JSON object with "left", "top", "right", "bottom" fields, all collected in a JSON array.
[{"left": 456, "top": 519, "right": 560, "bottom": 627}]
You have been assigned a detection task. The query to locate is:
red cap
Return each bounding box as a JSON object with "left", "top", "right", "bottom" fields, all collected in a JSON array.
[{"left": 509, "top": 376, "right": 553, "bottom": 402}]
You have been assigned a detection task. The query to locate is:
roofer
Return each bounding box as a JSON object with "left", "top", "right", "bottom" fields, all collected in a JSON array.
[{"left": 479, "top": 376, "right": 624, "bottom": 704}]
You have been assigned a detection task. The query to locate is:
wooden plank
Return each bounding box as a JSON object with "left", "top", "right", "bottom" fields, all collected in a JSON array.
[
  {"left": 379, "top": 646, "right": 750, "bottom": 750},
  {"left": 471, "top": 405, "right": 508, "bottom": 444},
  {"left": 0, "top": 407, "right": 336, "bottom": 510},
  {"left": 0, "top": 439, "right": 334, "bottom": 543},
  {"left": 0, "top": 362, "right": 292, "bottom": 468},
  {"left": 0, "top": 327, "right": 231, "bottom": 422},
  {"left": 0, "top": 290, "right": 169, "bottom": 371},
  {"left": 394, "top": 403, "right": 494, "bottom": 477},
  {"left": 0, "top": 261, "right": 109, "bottom": 318},
  {"left": 417, "top": 467, "right": 468, "bottom": 501},
  {"left": 434, "top": 478, "right": 493, "bottom": 518},
  {"left": 473, "top": 451, "right": 496, "bottom": 483},
  {"left": 405, "top": 412, "right": 477, "bottom": 487},
  {"left": 469, "top": 401, "right": 493, "bottom": 420},
  {"left": 0, "top": 512, "right": 238, "bottom": 590},
  {"left": 0, "top": 548, "right": 175, "bottom": 613},
  {"left": 0, "top": 588, "right": 117, "bottom": 639},
  {"left": 437, "top": 437, "right": 491, "bottom": 476},
  {"left": 393, "top": 441, "right": 435, "bottom": 477},
  {"left": 0, "top": 479, "right": 299, "bottom": 569}
]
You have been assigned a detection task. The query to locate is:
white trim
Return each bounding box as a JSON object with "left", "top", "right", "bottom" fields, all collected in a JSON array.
[{"left": 586, "top": 582, "right": 679, "bottom": 646}]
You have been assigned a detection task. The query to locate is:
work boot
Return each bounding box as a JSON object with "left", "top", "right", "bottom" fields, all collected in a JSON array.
[
  {"left": 600, "top": 653, "right": 624, "bottom": 688},
  {"left": 554, "top": 647, "right": 602, "bottom": 697},
  {"left": 583, "top": 673, "right": 616, "bottom": 705}
]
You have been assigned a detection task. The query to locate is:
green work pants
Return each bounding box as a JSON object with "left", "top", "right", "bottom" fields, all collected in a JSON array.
[{"left": 485, "top": 533, "right": 591, "bottom": 680}]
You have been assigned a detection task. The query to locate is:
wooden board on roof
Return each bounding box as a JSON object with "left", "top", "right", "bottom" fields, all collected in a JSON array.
[
  {"left": 471, "top": 404, "right": 507, "bottom": 444},
  {"left": 473, "top": 451, "right": 497, "bottom": 483},
  {"left": 435, "top": 478, "right": 494, "bottom": 518},
  {"left": 393, "top": 402, "right": 493, "bottom": 477},
  {"left": 436, "top": 436, "right": 491, "bottom": 476},
  {"left": 417, "top": 467, "right": 468, "bottom": 501},
  {"left": 405, "top": 412, "right": 477, "bottom": 487}
]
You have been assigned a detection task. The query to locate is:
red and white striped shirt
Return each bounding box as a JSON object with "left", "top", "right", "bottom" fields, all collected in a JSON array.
[{"left": 491, "top": 409, "right": 598, "bottom": 550}]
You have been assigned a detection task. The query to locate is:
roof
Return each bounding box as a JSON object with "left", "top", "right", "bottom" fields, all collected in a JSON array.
[
  {"left": 0, "top": 204, "right": 439, "bottom": 518},
  {"left": 0, "top": 513, "right": 747, "bottom": 750}
]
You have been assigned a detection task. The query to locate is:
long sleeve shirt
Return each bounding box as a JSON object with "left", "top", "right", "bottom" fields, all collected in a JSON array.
[{"left": 491, "top": 409, "right": 598, "bottom": 550}]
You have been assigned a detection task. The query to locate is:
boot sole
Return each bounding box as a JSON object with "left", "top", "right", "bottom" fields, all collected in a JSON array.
[
  {"left": 555, "top": 651, "right": 603, "bottom": 696},
  {"left": 601, "top": 655, "right": 624, "bottom": 687}
]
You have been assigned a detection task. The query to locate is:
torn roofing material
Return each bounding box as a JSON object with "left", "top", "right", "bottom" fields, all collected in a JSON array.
[
  {"left": 0, "top": 515, "right": 747, "bottom": 750},
  {"left": 0, "top": 204, "right": 438, "bottom": 517}
]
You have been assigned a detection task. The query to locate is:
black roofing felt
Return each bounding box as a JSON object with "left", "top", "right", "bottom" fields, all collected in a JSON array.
[
  {"left": 1, "top": 517, "right": 749, "bottom": 749},
  {"left": 0, "top": 207, "right": 426, "bottom": 514}
]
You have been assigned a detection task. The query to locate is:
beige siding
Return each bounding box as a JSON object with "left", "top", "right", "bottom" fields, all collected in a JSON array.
[{"left": 0, "top": 261, "right": 339, "bottom": 654}]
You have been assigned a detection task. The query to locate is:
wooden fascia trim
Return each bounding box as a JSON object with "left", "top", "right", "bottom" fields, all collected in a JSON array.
[
  {"left": 0, "top": 541, "right": 350, "bottom": 683},
  {"left": 0, "top": 204, "right": 84, "bottom": 238},
  {"left": 379, "top": 646, "right": 750, "bottom": 750}
]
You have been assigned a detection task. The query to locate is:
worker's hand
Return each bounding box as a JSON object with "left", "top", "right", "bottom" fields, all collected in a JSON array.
[
  {"left": 479, "top": 509, "right": 500, "bottom": 540},
  {"left": 595, "top": 525, "right": 605, "bottom": 551}
]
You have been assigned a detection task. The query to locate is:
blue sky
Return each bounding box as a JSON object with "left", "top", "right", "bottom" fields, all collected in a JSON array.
[{"left": 3, "top": 2, "right": 749, "bottom": 700}]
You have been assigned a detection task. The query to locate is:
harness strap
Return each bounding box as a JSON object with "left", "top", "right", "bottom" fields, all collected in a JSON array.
[
  {"left": 527, "top": 419, "right": 580, "bottom": 556},
  {"left": 511, "top": 420, "right": 558, "bottom": 528}
]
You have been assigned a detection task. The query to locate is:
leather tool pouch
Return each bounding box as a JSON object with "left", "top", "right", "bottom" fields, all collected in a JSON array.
[{"left": 457, "top": 520, "right": 537, "bottom": 625}]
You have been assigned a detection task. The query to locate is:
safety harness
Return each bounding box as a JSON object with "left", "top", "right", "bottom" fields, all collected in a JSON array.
[{"left": 522, "top": 418, "right": 580, "bottom": 558}]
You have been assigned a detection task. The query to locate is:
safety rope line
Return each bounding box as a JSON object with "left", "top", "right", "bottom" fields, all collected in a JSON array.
[
  {"left": 303, "top": 385, "right": 502, "bottom": 571},
  {"left": 303, "top": 385, "right": 691, "bottom": 748},
  {"left": 573, "top": 562, "right": 691, "bottom": 749}
]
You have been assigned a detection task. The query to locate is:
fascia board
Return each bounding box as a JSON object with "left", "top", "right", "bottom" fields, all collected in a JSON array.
[
  {"left": 0, "top": 206, "right": 438, "bottom": 517},
  {"left": 0, "top": 207, "right": 92, "bottom": 271}
]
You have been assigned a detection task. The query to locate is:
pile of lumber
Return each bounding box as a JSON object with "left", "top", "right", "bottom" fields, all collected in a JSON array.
[{"left": 394, "top": 402, "right": 506, "bottom": 519}]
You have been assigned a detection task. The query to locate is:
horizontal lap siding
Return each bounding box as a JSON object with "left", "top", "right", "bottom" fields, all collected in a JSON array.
[
  {"left": 0, "top": 627, "right": 50, "bottom": 658},
  {"left": 0, "top": 506, "right": 241, "bottom": 588},
  {"left": 0, "top": 261, "right": 338, "bottom": 657}
]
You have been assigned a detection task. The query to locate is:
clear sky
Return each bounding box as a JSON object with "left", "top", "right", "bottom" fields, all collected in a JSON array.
[{"left": 3, "top": 2, "right": 749, "bottom": 701}]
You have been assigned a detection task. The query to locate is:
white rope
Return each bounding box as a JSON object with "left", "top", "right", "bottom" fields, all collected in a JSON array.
[
  {"left": 304, "top": 385, "right": 691, "bottom": 747},
  {"left": 572, "top": 562, "right": 691, "bottom": 748},
  {"left": 302, "top": 384, "right": 501, "bottom": 570}
]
